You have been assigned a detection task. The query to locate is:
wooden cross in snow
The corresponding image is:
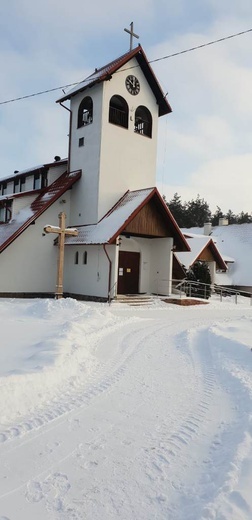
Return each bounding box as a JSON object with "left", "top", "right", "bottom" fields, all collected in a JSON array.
[
  {"left": 44, "top": 212, "right": 78, "bottom": 300},
  {"left": 124, "top": 22, "right": 139, "bottom": 50}
]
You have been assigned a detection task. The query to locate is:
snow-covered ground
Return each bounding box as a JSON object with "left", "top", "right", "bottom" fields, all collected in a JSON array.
[{"left": 0, "top": 296, "right": 252, "bottom": 520}]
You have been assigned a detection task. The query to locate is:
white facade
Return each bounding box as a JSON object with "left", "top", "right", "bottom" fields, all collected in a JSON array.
[
  {"left": 64, "top": 235, "right": 173, "bottom": 299},
  {"left": 0, "top": 197, "right": 71, "bottom": 293}
]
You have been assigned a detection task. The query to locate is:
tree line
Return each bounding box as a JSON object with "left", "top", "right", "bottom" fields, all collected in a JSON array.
[{"left": 164, "top": 193, "right": 252, "bottom": 228}]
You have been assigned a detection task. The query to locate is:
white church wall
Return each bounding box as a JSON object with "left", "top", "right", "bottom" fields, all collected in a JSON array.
[
  {"left": 119, "top": 236, "right": 173, "bottom": 295},
  {"left": 12, "top": 194, "right": 37, "bottom": 216},
  {"left": 5, "top": 181, "right": 13, "bottom": 195},
  {"left": 0, "top": 197, "right": 72, "bottom": 294},
  {"left": 24, "top": 176, "right": 33, "bottom": 191},
  {"left": 150, "top": 238, "right": 173, "bottom": 295},
  {"left": 208, "top": 261, "right": 216, "bottom": 284},
  {"left": 98, "top": 57, "right": 159, "bottom": 221},
  {"left": 69, "top": 84, "right": 103, "bottom": 225},
  {"left": 67, "top": 57, "right": 160, "bottom": 226},
  {"left": 109, "top": 241, "right": 119, "bottom": 299},
  {"left": 64, "top": 244, "right": 116, "bottom": 299},
  {"left": 119, "top": 236, "right": 151, "bottom": 294},
  {"left": 47, "top": 164, "right": 68, "bottom": 185}
]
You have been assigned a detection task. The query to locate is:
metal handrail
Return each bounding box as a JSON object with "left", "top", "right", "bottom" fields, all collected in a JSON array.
[{"left": 173, "top": 278, "right": 252, "bottom": 305}]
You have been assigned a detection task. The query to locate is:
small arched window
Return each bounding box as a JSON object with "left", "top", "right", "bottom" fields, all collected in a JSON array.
[
  {"left": 77, "top": 96, "right": 93, "bottom": 128},
  {"left": 74, "top": 251, "right": 79, "bottom": 265},
  {"left": 109, "top": 95, "right": 128, "bottom": 129},
  {"left": 134, "top": 106, "right": 152, "bottom": 138},
  {"left": 83, "top": 251, "right": 87, "bottom": 265}
]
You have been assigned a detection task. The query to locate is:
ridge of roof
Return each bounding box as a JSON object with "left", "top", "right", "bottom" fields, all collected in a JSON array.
[
  {"left": 57, "top": 45, "right": 171, "bottom": 116},
  {"left": 0, "top": 169, "right": 81, "bottom": 254}
]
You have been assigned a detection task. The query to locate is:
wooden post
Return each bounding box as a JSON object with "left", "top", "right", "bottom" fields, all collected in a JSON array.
[{"left": 44, "top": 212, "right": 78, "bottom": 299}]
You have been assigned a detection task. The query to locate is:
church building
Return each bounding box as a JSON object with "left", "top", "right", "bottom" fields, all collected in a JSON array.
[{"left": 0, "top": 39, "right": 189, "bottom": 301}]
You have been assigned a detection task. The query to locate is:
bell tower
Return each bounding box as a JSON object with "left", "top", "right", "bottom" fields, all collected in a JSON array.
[{"left": 57, "top": 43, "right": 172, "bottom": 226}]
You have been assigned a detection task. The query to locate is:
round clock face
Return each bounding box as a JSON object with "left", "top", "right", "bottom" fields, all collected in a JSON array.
[{"left": 125, "top": 75, "right": 140, "bottom": 95}]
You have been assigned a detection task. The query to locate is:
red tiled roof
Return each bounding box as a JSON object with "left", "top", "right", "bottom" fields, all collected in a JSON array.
[
  {"left": 57, "top": 45, "right": 171, "bottom": 117},
  {"left": 0, "top": 169, "right": 81, "bottom": 254}
]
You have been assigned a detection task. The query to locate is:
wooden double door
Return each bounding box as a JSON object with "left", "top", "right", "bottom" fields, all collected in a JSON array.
[{"left": 117, "top": 251, "right": 140, "bottom": 294}]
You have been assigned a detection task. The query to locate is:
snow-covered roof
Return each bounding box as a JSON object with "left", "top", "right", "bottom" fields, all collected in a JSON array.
[
  {"left": 175, "top": 235, "right": 226, "bottom": 271},
  {"left": 0, "top": 170, "right": 81, "bottom": 254},
  {"left": 176, "top": 236, "right": 211, "bottom": 269},
  {"left": 66, "top": 189, "right": 154, "bottom": 245},
  {"left": 65, "top": 188, "right": 190, "bottom": 250},
  {"left": 182, "top": 224, "right": 252, "bottom": 286}
]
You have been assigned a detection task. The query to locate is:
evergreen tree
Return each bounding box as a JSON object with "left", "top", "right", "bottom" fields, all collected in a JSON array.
[
  {"left": 166, "top": 193, "right": 186, "bottom": 227},
  {"left": 237, "top": 211, "right": 252, "bottom": 224},
  {"left": 225, "top": 209, "right": 237, "bottom": 225},
  {"left": 164, "top": 192, "right": 251, "bottom": 228},
  {"left": 186, "top": 261, "right": 212, "bottom": 299},
  {"left": 185, "top": 195, "right": 211, "bottom": 228},
  {"left": 211, "top": 206, "right": 223, "bottom": 226}
]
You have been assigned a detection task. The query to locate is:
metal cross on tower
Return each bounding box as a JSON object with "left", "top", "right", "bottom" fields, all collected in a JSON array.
[
  {"left": 124, "top": 22, "right": 139, "bottom": 50},
  {"left": 44, "top": 212, "right": 78, "bottom": 299}
]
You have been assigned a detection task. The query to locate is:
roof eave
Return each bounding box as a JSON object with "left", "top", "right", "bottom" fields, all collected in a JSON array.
[{"left": 56, "top": 45, "right": 172, "bottom": 115}]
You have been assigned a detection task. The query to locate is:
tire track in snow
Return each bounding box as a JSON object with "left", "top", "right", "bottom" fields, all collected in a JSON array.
[
  {"left": 167, "top": 324, "right": 252, "bottom": 520},
  {"left": 142, "top": 327, "right": 219, "bottom": 491},
  {"left": 0, "top": 320, "right": 173, "bottom": 445}
]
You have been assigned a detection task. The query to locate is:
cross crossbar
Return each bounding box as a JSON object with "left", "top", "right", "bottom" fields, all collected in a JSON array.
[{"left": 124, "top": 22, "right": 139, "bottom": 50}]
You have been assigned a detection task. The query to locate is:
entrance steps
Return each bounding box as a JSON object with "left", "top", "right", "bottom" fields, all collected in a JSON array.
[{"left": 113, "top": 294, "right": 156, "bottom": 306}]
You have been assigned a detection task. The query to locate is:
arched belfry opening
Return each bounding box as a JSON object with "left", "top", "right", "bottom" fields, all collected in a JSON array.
[
  {"left": 109, "top": 95, "right": 129, "bottom": 129},
  {"left": 77, "top": 96, "right": 93, "bottom": 128},
  {"left": 135, "top": 106, "right": 152, "bottom": 138}
]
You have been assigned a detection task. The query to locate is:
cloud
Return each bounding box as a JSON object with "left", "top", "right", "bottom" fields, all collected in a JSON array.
[
  {"left": 0, "top": 0, "right": 252, "bottom": 222},
  {"left": 152, "top": 19, "right": 252, "bottom": 215},
  {"left": 160, "top": 154, "right": 252, "bottom": 214}
]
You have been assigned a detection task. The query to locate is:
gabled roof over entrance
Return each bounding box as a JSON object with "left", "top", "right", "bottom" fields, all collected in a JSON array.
[
  {"left": 65, "top": 187, "right": 190, "bottom": 251},
  {"left": 57, "top": 45, "right": 172, "bottom": 117},
  {"left": 0, "top": 169, "right": 81, "bottom": 254}
]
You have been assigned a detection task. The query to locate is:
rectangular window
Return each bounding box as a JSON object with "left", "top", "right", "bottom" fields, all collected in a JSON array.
[
  {"left": 41, "top": 173, "right": 48, "bottom": 189},
  {"left": 20, "top": 177, "right": 26, "bottom": 192},
  {"left": 2, "top": 182, "right": 7, "bottom": 195},
  {"left": 14, "top": 178, "right": 20, "bottom": 193},
  {"left": 33, "top": 173, "right": 41, "bottom": 190},
  {"left": 0, "top": 201, "right": 12, "bottom": 223},
  {"left": 79, "top": 137, "right": 84, "bottom": 147},
  {"left": 0, "top": 205, "right": 5, "bottom": 222}
]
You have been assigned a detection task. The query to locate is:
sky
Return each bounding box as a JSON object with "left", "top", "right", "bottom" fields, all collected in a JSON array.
[{"left": 0, "top": 0, "right": 252, "bottom": 214}]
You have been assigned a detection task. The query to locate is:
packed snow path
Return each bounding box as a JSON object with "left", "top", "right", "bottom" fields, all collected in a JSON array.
[{"left": 0, "top": 298, "right": 251, "bottom": 519}]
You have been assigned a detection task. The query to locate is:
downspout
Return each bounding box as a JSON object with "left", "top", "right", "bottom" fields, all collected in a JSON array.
[
  {"left": 59, "top": 102, "right": 72, "bottom": 173},
  {"left": 103, "top": 244, "right": 112, "bottom": 302}
]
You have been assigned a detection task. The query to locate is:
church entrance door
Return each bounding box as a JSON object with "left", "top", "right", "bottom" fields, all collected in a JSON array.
[{"left": 117, "top": 251, "right": 140, "bottom": 294}]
